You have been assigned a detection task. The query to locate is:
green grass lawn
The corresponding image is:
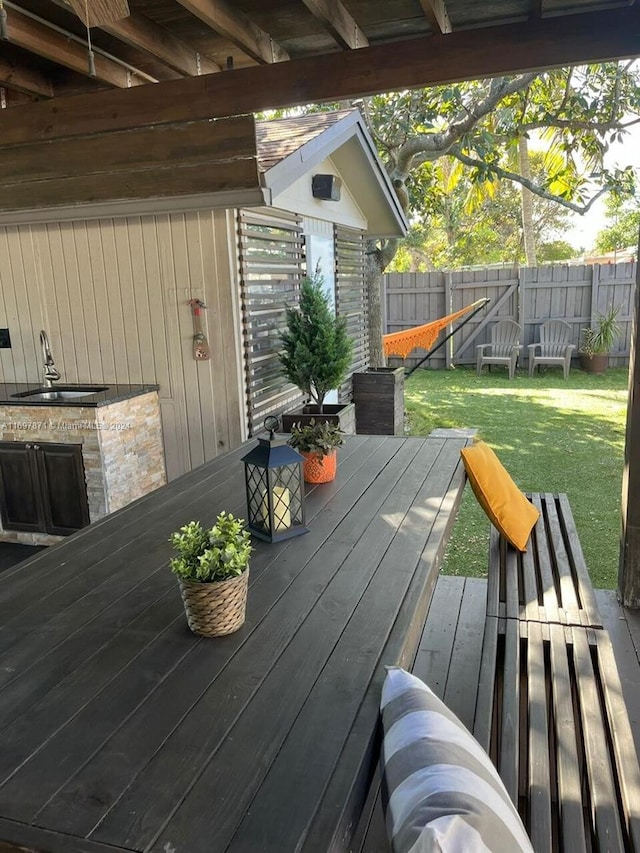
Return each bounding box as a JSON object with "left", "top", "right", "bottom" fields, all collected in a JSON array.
[{"left": 404, "top": 365, "right": 628, "bottom": 588}]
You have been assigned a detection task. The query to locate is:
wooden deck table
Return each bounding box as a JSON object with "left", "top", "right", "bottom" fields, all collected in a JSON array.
[{"left": 0, "top": 431, "right": 471, "bottom": 853}]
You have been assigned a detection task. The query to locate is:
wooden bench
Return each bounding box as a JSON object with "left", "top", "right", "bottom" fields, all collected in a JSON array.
[
  {"left": 475, "top": 616, "right": 640, "bottom": 852},
  {"left": 354, "top": 493, "right": 640, "bottom": 853},
  {"left": 486, "top": 493, "right": 602, "bottom": 628}
]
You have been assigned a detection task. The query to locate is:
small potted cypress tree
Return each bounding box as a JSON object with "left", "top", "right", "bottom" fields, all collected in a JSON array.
[{"left": 280, "top": 273, "right": 355, "bottom": 433}]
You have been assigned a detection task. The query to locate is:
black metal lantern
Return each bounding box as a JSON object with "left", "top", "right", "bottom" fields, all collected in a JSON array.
[{"left": 241, "top": 416, "right": 308, "bottom": 543}]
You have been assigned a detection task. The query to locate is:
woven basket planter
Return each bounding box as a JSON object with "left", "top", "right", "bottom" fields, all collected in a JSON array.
[
  {"left": 178, "top": 569, "right": 249, "bottom": 637},
  {"left": 302, "top": 449, "right": 337, "bottom": 483}
]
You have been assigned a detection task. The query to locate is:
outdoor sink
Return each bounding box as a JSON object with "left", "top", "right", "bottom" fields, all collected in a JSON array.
[{"left": 11, "top": 385, "right": 109, "bottom": 401}]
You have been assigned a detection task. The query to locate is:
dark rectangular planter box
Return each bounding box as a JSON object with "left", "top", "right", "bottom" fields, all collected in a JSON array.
[
  {"left": 280, "top": 403, "right": 356, "bottom": 435},
  {"left": 352, "top": 367, "right": 405, "bottom": 435}
]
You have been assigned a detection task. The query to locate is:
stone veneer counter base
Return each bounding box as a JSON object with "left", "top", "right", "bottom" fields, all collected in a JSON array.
[{"left": 0, "top": 389, "right": 166, "bottom": 546}]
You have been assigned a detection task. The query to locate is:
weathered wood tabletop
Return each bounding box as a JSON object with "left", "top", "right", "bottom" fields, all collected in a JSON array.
[{"left": 0, "top": 431, "right": 470, "bottom": 853}]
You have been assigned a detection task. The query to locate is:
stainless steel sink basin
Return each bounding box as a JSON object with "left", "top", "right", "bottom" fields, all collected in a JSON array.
[{"left": 11, "top": 386, "right": 109, "bottom": 400}]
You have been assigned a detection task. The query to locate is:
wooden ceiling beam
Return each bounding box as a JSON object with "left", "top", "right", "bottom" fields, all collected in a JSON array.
[
  {"left": 101, "top": 14, "right": 221, "bottom": 76},
  {"left": 48, "top": 1, "right": 221, "bottom": 77},
  {"left": 2, "top": 5, "right": 639, "bottom": 146},
  {"left": 0, "top": 56, "right": 54, "bottom": 98},
  {"left": 174, "top": 0, "right": 289, "bottom": 64},
  {"left": 4, "top": 6, "right": 153, "bottom": 88},
  {"left": 300, "top": 0, "right": 369, "bottom": 49},
  {"left": 418, "top": 0, "right": 452, "bottom": 34},
  {"left": 0, "top": 87, "right": 37, "bottom": 107}
]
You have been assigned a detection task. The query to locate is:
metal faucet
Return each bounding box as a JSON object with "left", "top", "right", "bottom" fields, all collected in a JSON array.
[{"left": 40, "top": 330, "right": 61, "bottom": 387}]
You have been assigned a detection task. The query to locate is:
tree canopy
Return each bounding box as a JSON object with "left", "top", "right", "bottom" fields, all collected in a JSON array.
[
  {"left": 388, "top": 150, "right": 580, "bottom": 270},
  {"left": 594, "top": 193, "right": 640, "bottom": 254}
]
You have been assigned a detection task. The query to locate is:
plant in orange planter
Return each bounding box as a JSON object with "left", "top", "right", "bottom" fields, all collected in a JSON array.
[{"left": 287, "top": 418, "right": 344, "bottom": 483}]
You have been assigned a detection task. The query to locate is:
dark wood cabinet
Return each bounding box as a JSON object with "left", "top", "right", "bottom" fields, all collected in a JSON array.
[
  {"left": 0, "top": 442, "right": 43, "bottom": 533},
  {"left": 0, "top": 442, "right": 90, "bottom": 536}
]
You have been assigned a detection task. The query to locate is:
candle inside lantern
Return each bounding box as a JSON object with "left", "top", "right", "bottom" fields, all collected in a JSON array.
[{"left": 261, "top": 485, "right": 291, "bottom": 532}]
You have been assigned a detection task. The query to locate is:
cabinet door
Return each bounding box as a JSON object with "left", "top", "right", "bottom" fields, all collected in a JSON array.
[
  {"left": 35, "top": 443, "right": 90, "bottom": 536},
  {"left": 0, "top": 442, "right": 45, "bottom": 532}
]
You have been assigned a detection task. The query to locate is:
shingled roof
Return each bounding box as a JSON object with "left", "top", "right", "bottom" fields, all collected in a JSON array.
[{"left": 256, "top": 110, "right": 355, "bottom": 171}]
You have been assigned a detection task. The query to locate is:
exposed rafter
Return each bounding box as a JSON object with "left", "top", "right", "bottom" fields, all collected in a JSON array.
[
  {"left": 2, "top": 5, "right": 638, "bottom": 146},
  {"left": 49, "top": 0, "right": 221, "bottom": 77},
  {"left": 0, "top": 56, "right": 54, "bottom": 98},
  {"left": 3, "top": 4, "right": 154, "bottom": 88},
  {"left": 418, "top": 0, "right": 452, "bottom": 34},
  {"left": 0, "top": 87, "right": 37, "bottom": 107},
  {"left": 101, "top": 14, "right": 220, "bottom": 76},
  {"left": 175, "top": 0, "right": 289, "bottom": 64},
  {"left": 301, "top": 0, "right": 369, "bottom": 49}
]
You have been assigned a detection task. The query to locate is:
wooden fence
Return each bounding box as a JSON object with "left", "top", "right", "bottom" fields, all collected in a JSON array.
[{"left": 384, "top": 263, "right": 636, "bottom": 370}]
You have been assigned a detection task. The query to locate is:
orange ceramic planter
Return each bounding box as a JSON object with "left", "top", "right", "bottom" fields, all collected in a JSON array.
[{"left": 302, "top": 449, "right": 337, "bottom": 483}]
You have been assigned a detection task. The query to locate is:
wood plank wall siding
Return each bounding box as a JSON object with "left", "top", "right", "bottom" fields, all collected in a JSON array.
[
  {"left": 0, "top": 209, "right": 245, "bottom": 481},
  {"left": 238, "top": 208, "right": 307, "bottom": 436},
  {"left": 0, "top": 115, "right": 260, "bottom": 212},
  {"left": 335, "top": 225, "right": 368, "bottom": 403},
  {"left": 384, "top": 262, "right": 636, "bottom": 370}
]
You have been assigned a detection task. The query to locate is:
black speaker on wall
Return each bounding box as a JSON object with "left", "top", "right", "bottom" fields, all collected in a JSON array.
[{"left": 312, "top": 174, "right": 342, "bottom": 201}]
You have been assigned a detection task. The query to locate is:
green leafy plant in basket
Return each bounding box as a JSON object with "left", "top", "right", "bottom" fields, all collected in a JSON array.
[
  {"left": 169, "top": 513, "right": 253, "bottom": 637},
  {"left": 169, "top": 513, "right": 252, "bottom": 582}
]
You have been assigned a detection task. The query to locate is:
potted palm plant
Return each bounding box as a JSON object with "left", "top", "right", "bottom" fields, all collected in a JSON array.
[
  {"left": 169, "top": 512, "right": 252, "bottom": 637},
  {"left": 579, "top": 305, "right": 622, "bottom": 374},
  {"left": 279, "top": 273, "right": 355, "bottom": 433},
  {"left": 287, "top": 418, "right": 344, "bottom": 483}
]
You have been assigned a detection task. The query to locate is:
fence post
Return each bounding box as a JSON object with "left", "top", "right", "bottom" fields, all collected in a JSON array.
[
  {"left": 519, "top": 268, "right": 526, "bottom": 358},
  {"left": 590, "top": 264, "right": 599, "bottom": 326},
  {"left": 382, "top": 272, "right": 388, "bottom": 336}
]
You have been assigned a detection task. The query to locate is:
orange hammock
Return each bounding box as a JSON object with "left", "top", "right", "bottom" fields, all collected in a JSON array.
[{"left": 383, "top": 299, "right": 487, "bottom": 359}]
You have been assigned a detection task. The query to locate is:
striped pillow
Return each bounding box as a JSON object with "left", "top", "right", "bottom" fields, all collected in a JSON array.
[{"left": 380, "top": 667, "right": 533, "bottom": 853}]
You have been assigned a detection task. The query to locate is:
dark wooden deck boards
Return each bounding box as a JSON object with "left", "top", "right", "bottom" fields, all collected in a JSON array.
[
  {"left": 0, "top": 433, "right": 471, "bottom": 853},
  {"left": 0, "top": 544, "right": 45, "bottom": 574}
]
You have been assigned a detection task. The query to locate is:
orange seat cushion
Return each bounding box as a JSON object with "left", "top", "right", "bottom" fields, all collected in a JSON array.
[{"left": 460, "top": 441, "right": 539, "bottom": 551}]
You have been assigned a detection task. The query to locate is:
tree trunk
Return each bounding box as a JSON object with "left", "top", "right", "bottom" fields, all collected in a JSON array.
[
  {"left": 365, "top": 245, "right": 386, "bottom": 367},
  {"left": 518, "top": 136, "right": 537, "bottom": 266}
]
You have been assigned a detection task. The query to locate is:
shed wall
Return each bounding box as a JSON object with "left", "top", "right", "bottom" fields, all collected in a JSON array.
[{"left": 0, "top": 210, "right": 245, "bottom": 480}]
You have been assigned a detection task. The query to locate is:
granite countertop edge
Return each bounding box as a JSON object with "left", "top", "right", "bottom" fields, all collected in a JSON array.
[{"left": 0, "top": 384, "right": 160, "bottom": 408}]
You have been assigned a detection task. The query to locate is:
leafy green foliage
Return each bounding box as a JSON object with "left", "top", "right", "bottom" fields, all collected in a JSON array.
[
  {"left": 580, "top": 305, "right": 623, "bottom": 355},
  {"left": 388, "top": 151, "right": 579, "bottom": 269},
  {"left": 169, "top": 513, "right": 252, "bottom": 583},
  {"left": 594, "top": 194, "right": 640, "bottom": 254},
  {"left": 404, "top": 366, "right": 628, "bottom": 588},
  {"left": 279, "top": 273, "right": 353, "bottom": 410},
  {"left": 287, "top": 418, "right": 344, "bottom": 456}
]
